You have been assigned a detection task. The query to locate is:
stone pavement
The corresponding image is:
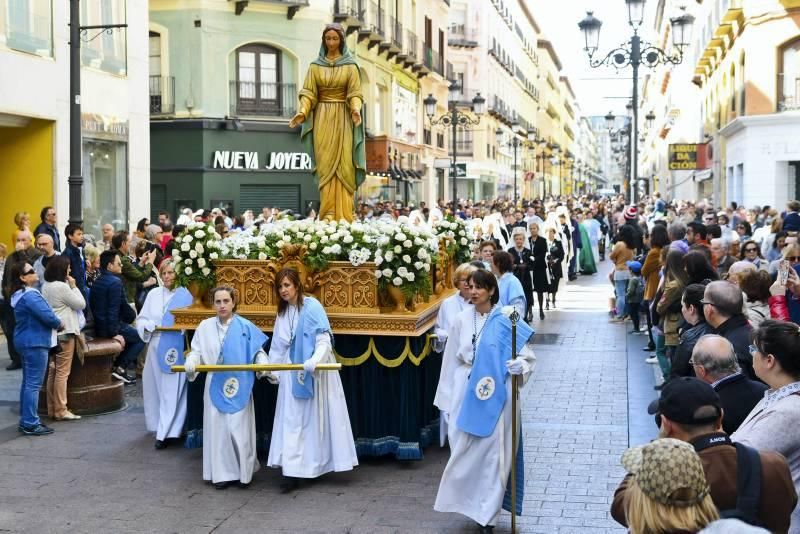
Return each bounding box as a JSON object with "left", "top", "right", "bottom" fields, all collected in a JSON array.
[{"left": 0, "top": 271, "right": 656, "bottom": 533}]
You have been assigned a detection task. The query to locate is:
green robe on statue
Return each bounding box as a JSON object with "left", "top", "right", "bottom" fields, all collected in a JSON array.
[{"left": 578, "top": 224, "right": 597, "bottom": 275}]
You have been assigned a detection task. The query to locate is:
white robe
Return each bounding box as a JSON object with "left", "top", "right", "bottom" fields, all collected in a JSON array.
[
  {"left": 185, "top": 317, "right": 266, "bottom": 484},
  {"left": 266, "top": 304, "right": 358, "bottom": 478},
  {"left": 433, "top": 292, "right": 473, "bottom": 446},
  {"left": 135, "top": 287, "right": 188, "bottom": 441},
  {"left": 434, "top": 308, "right": 536, "bottom": 526}
]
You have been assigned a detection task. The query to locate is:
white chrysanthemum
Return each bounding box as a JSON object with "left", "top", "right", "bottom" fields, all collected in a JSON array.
[
  {"left": 331, "top": 244, "right": 342, "bottom": 254},
  {"left": 189, "top": 250, "right": 198, "bottom": 259},
  {"left": 181, "top": 243, "right": 190, "bottom": 252},
  {"left": 309, "top": 242, "right": 318, "bottom": 250},
  {"left": 393, "top": 245, "right": 402, "bottom": 254},
  {"left": 460, "top": 238, "right": 468, "bottom": 245},
  {"left": 210, "top": 252, "right": 219, "bottom": 260},
  {"left": 414, "top": 261, "right": 423, "bottom": 270},
  {"left": 343, "top": 235, "right": 354, "bottom": 244},
  {"left": 375, "top": 256, "right": 383, "bottom": 266},
  {"left": 202, "top": 267, "right": 211, "bottom": 276},
  {"left": 406, "top": 272, "right": 415, "bottom": 281},
  {"left": 375, "top": 270, "right": 383, "bottom": 278},
  {"left": 392, "top": 277, "right": 403, "bottom": 286},
  {"left": 197, "top": 258, "right": 206, "bottom": 268},
  {"left": 402, "top": 254, "right": 412, "bottom": 264},
  {"left": 397, "top": 266, "right": 408, "bottom": 276},
  {"left": 195, "top": 243, "right": 204, "bottom": 254},
  {"left": 385, "top": 251, "right": 394, "bottom": 261},
  {"left": 185, "top": 267, "right": 193, "bottom": 275},
  {"left": 403, "top": 240, "right": 412, "bottom": 248},
  {"left": 258, "top": 252, "right": 267, "bottom": 260},
  {"left": 276, "top": 240, "right": 285, "bottom": 248},
  {"left": 303, "top": 234, "right": 312, "bottom": 242},
  {"left": 195, "top": 230, "right": 205, "bottom": 238},
  {"left": 320, "top": 235, "right": 329, "bottom": 244}
]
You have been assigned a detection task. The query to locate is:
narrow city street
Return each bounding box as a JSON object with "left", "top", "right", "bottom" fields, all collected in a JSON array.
[{"left": 0, "top": 271, "right": 656, "bottom": 533}]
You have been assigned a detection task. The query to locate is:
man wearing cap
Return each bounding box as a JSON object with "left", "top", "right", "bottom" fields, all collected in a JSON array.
[
  {"left": 691, "top": 335, "right": 767, "bottom": 434},
  {"left": 622, "top": 206, "right": 644, "bottom": 254},
  {"left": 611, "top": 377, "right": 796, "bottom": 533},
  {"left": 702, "top": 281, "right": 755, "bottom": 379}
]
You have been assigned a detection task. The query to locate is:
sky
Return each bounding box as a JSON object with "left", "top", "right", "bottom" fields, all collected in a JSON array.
[{"left": 528, "top": 0, "right": 661, "bottom": 119}]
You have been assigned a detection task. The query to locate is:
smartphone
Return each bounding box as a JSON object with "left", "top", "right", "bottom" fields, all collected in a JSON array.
[{"left": 779, "top": 260, "right": 791, "bottom": 286}]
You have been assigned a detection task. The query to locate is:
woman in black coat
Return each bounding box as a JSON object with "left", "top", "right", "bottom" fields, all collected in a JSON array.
[
  {"left": 507, "top": 227, "right": 534, "bottom": 322},
  {"left": 545, "top": 226, "right": 565, "bottom": 308},
  {"left": 528, "top": 222, "right": 549, "bottom": 320}
]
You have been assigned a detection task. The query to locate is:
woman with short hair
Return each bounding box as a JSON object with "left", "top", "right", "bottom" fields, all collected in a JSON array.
[
  {"left": 528, "top": 222, "right": 549, "bottom": 319},
  {"left": 135, "top": 260, "right": 193, "bottom": 449},
  {"left": 41, "top": 255, "right": 86, "bottom": 421},
  {"left": 733, "top": 320, "right": 800, "bottom": 533},
  {"left": 507, "top": 227, "right": 535, "bottom": 322},
  {"left": 544, "top": 225, "right": 565, "bottom": 309}
]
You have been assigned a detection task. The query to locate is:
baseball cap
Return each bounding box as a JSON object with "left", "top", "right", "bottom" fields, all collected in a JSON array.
[
  {"left": 621, "top": 438, "right": 710, "bottom": 507},
  {"left": 647, "top": 377, "right": 722, "bottom": 425},
  {"left": 626, "top": 260, "right": 642, "bottom": 273}
]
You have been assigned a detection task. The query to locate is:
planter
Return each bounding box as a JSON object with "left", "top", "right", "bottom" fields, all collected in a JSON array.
[
  {"left": 386, "top": 286, "right": 408, "bottom": 313},
  {"left": 186, "top": 281, "right": 210, "bottom": 306}
]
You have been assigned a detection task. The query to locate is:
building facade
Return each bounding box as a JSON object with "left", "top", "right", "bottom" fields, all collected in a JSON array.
[
  {"left": 0, "top": 0, "right": 149, "bottom": 241},
  {"left": 693, "top": 0, "right": 800, "bottom": 207}
]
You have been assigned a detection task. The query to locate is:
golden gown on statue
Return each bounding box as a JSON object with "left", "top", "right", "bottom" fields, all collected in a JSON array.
[{"left": 298, "top": 63, "right": 363, "bottom": 222}]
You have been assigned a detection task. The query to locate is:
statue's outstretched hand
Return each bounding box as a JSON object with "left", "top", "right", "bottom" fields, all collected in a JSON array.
[
  {"left": 351, "top": 109, "right": 362, "bottom": 126},
  {"left": 289, "top": 112, "right": 306, "bottom": 128}
]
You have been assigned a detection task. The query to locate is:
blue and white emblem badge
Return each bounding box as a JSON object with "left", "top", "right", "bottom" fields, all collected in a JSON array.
[
  {"left": 475, "top": 376, "right": 495, "bottom": 401},
  {"left": 297, "top": 370, "right": 306, "bottom": 386},
  {"left": 164, "top": 348, "right": 179, "bottom": 366},
  {"left": 223, "top": 377, "right": 240, "bottom": 398}
]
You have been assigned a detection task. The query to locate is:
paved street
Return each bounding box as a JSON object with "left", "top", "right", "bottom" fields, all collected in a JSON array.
[{"left": 0, "top": 271, "right": 656, "bottom": 533}]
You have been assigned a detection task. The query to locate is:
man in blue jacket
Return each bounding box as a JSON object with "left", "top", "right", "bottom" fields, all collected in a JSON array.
[{"left": 90, "top": 250, "right": 142, "bottom": 385}]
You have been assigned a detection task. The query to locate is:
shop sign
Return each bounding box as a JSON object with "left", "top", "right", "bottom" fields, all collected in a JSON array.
[
  {"left": 81, "top": 113, "right": 128, "bottom": 141},
  {"left": 668, "top": 144, "right": 699, "bottom": 170},
  {"left": 211, "top": 151, "right": 312, "bottom": 171}
]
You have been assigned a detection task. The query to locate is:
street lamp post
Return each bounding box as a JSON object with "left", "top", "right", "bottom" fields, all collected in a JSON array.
[
  {"left": 69, "top": 0, "right": 127, "bottom": 225},
  {"left": 424, "top": 84, "right": 485, "bottom": 212},
  {"left": 495, "top": 124, "right": 537, "bottom": 205},
  {"left": 578, "top": 1, "right": 694, "bottom": 203}
]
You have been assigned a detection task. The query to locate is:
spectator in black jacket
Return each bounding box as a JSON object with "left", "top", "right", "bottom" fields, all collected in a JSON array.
[
  {"left": 690, "top": 335, "right": 768, "bottom": 434},
  {"left": 90, "top": 250, "right": 142, "bottom": 385},
  {"left": 33, "top": 206, "right": 60, "bottom": 252},
  {"left": 702, "top": 281, "right": 755, "bottom": 379},
  {"left": 671, "top": 284, "right": 713, "bottom": 380}
]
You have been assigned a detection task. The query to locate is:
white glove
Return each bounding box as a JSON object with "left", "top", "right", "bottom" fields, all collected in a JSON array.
[
  {"left": 442, "top": 411, "right": 450, "bottom": 424},
  {"left": 184, "top": 359, "right": 197, "bottom": 374},
  {"left": 505, "top": 358, "right": 528, "bottom": 376},
  {"left": 256, "top": 370, "right": 270, "bottom": 380},
  {"left": 303, "top": 359, "right": 318, "bottom": 373}
]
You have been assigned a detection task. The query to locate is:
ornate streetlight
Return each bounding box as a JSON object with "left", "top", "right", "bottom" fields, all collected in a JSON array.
[
  {"left": 495, "top": 122, "right": 536, "bottom": 204},
  {"left": 578, "top": 3, "right": 694, "bottom": 202},
  {"left": 424, "top": 83, "right": 485, "bottom": 211}
]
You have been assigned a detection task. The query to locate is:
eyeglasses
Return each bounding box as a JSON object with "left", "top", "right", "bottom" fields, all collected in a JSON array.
[
  {"left": 748, "top": 344, "right": 760, "bottom": 357},
  {"left": 699, "top": 299, "right": 716, "bottom": 307}
]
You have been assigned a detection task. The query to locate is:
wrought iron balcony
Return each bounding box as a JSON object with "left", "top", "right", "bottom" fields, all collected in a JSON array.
[
  {"left": 448, "top": 24, "right": 478, "bottom": 47},
  {"left": 229, "top": 81, "right": 297, "bottom": 118},
  {"left": 423, "top": 45, "right": 444, "bottom": 76},
  {"left": 149, "top": 76, "right": 175, "bottom": 115}
]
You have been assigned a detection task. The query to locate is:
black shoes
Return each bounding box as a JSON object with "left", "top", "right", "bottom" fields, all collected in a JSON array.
[
  {"left": 214, "top": 480, "right": 249, "bottom": 490},
  {"left": 643, "top": 345, "right": 655, "bottom": 352},
  {"left": 477, "top": 524, "right": 494, "bottom": 533},
  {"left": 279, "top": 476, "right": 300, "bottom": 493},
  {"left": 19, "top": 424, "right": 54, "bottom": 436},
  {"left": 6, "top": 361, "right": 21, "bottom": 371},
  {"left": 154, "top": 439, "right": 167, "bottom": 450},
  {"left": 112, "top": 366, "right": 135, "bottom": 385}
]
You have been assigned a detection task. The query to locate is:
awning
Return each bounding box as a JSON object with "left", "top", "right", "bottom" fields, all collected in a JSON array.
[{"left": 693, "top": 169, "right": 713, "bottom": 182}]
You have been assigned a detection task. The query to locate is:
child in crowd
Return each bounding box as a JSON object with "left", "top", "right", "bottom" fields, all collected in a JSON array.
[{"left": 625, "top": 260, "right": 644, "bottom": 333}]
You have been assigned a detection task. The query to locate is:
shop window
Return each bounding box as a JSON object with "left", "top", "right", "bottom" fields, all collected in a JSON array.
[
  {"left": 234, "top": 44, "right": 290, "bottom": 117},
  {"left": 82, "top": 139, "right": 128, "bottom": 237},
  {"left": 778, "top": 37, "right": 800, "bottom": 111},
  {"left": 1, "top": 0, "right": 52, "bottom": 57},
  {"left": 81, "top": 0, "right": 127, "bottom": 75}
]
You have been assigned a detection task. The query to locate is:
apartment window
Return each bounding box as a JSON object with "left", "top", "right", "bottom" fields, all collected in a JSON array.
[
  {"left": 81, "top": 0, "right": 127, "bottom": 75},
  {"left": 0, "top": 0, "right": 52, "bottom": 57},
  {"left": 739, "top": 53, "right": 746, "bottom": 115},
  {"left": 423, "top": 128, "right": 432, "bottom": 146},
  {"left": 778, "top": 37, "right": 800, "bottom": 111},
  {"left": 234, "top": 44, "right": 285, "bottom": 116}
]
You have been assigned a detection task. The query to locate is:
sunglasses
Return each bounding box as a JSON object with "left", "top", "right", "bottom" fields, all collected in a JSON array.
[
  {"left": 787, "top": 256, "right": 800, "bottom": 262},
  {"left": 744, "top": 248, "right": 758, "bottom": 253},
  {"left": 22, "top": 270, "right": 35, "bottom": 276}
]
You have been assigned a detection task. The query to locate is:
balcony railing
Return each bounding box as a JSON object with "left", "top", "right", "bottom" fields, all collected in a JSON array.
[
  {"left": 390, "top": 17, "right": 403, "bottom": 49},
  {"left": 405, "top": 30, "right": 418, "bottom": 60},
  {"left": 778, "top": 73, "right": 800, "bottom": 111},
  {"left": 423, "top": 45, "right": 444, "bottom": 76},
  {"left": 230, "top": 81, "right": 297, "bottom": 118},
  {"left": 333, "top": 0, "right": 365, "bottom": 19},
  {"left": 455, "top": 140, "right": 474, "bottom": 156},
  {"left": 448, "top": 24, "right": 478, "bottom": 47},
  {"left": 149, "top": 76, "right": 175, "bottom": 115}
]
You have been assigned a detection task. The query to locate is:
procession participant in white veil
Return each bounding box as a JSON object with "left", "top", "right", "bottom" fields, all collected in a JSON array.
[
  {"left": 484, "top": 212, "right": 509, "bottom": 251},
  {"left": 136, "top": 260, "right": 193, "bottom": 449},
  {"left": 491, "top": 250, "right": 527, "bottom": 319},
  {"left": 407, "top": 209, "right": 428, "bottom": 229},
  {"left": 428, "top": 206, "right": 444, "bottom": 227},
  {"left": 183, "top": 286, "right": 269, "bottom": 489},
  {"left": 434, "top": 269, "right": 536, "bottom": 532},
  {"left": 433, "top": 263, "right": 476, "bottom": 446},
  {"left": 267, "top": 268, "right": 357, "bottom": 493}
]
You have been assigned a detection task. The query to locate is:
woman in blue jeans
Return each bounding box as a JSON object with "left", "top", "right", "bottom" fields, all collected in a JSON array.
[{"left": 8, "top": 261, "right": 63, "bottom": 436}]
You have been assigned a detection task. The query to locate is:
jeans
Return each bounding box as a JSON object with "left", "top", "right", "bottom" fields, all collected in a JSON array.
[
  {"left": 614, "top": 279, "right": 628, "bottom": 318},
  {"left": 19, "top": 347, "right": 48, "bottom": 428},
  {"left": 655, "top": 335, "right": 670, "bottom": 380},
  {"left": 115, "top": 325, "right": 145, "bottom": 369}
]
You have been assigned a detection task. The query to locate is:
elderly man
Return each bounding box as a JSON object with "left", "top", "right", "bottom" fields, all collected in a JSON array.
[
  {"left": 702, "top": 281, "right": 754, "bottom": 380},
  {"left": 1, "top": 230, "right": 43, "bottom": 370},
  {"left": 690, "top": 335, "right": 767, "bottom": 434},
  {"left": 100, "top": 223, "right": 115, "bottom": 251},
  {"left": 710, "top": 238, "right": 735, "bottom": 277},
  {"left": 33, "top": 206, "right": 60, "bottom": 252},
  {"left": 611, "top": 377, "right": 797, "bottom": 533},
  {"left": 32, "top": 234, "right": 59, "bottom": 290}
]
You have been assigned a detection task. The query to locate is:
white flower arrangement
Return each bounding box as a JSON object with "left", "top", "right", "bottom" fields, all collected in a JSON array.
[{"left": 174, "top": 221, "right": 219, "bottom": 290}]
